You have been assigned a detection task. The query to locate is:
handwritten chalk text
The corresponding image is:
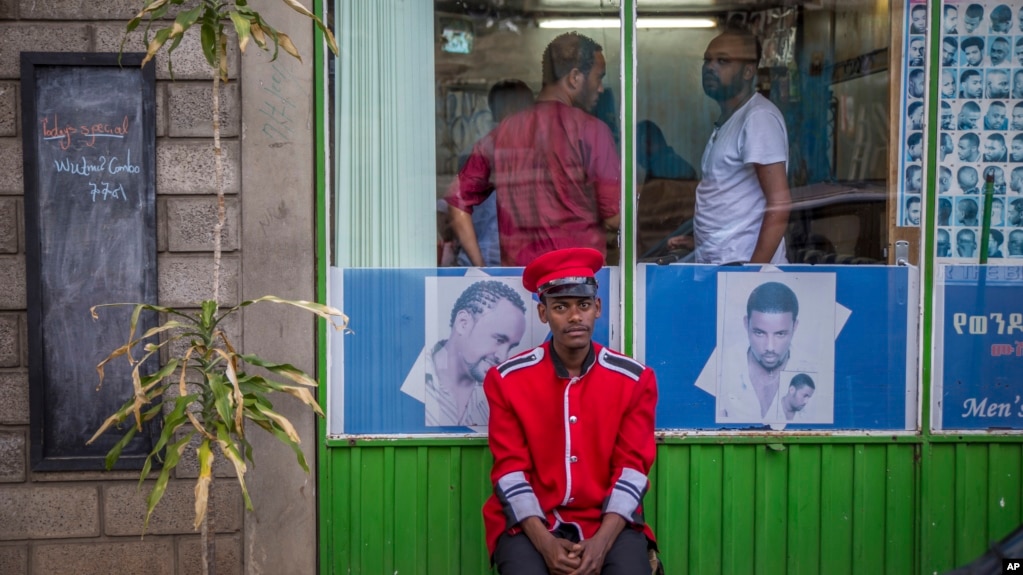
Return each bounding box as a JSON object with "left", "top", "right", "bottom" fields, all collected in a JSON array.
[
  {"left": 53, "top": 150, "right": 139, "bottom": 177},
  {"left": 40, "top": 114, "right": 131, "bottom": 150},
  {"left": 88, "top": 181, "right": 127, "bottom": 202}
]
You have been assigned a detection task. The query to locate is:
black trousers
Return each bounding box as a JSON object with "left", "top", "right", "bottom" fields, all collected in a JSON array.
[{"left": 493, "top": 525, "right": 651, "bottom": 575}]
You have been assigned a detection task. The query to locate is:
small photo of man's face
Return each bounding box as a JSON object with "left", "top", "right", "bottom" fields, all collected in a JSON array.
[
  {"left": 1009, "top": 231, "right": 1023, "bottom": 256},
  {"left": 964, "top": 12, "right": 982, "bottom": 33},
  {"left": 944, "top": 6, "right": 958, "bottom": 33},
  {"left": 937, "top": 230, "right": 951, "bottom": 257},
  {"left": 941, "top": 105, "right": 955, "bottom": 129},
  {"left": 960, "top": 72, "right": 983, "bottom": 98},
  {"left": 957, "top": 230, "right": 977, "bottom": 257},
  {"left": 984, "top": 136, "right": 1007, "bottom": 162},
  {"left": 941, "top": 71, "right": 956, "bottom": 97},
  {"left": 911, "top": 7, "right": 927, "bottom": 32},
  {"left": 963, "top": 42, "right": 984, "bottom": 66},
  {"left": 910, "top": 38, "right": 925, "bottom": 62},
  {"left": 991, "top": 38, "right": 1011, "bottom": 65},
  {"left": 988, "top": 70, "right": 1010, "bottom": 98}
]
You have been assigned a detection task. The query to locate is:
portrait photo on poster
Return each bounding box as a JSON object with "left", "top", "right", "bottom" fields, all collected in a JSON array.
[
  {"left": 417, "top": 276, "right": 547, "bottom": 428},
  {"left": 714, "top": 272, "right": 836, "bottom": 426}
]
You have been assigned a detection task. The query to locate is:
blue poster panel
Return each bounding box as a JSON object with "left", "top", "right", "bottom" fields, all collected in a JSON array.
[
  {"left": 639, "top": 264, "right": 918, "bottom": 431},
  {"left": 934, "top": 264, "right": 1023, "bottom": 431},
  {"left": 327, "top": 267, "right": 618, "bottom": 436}
]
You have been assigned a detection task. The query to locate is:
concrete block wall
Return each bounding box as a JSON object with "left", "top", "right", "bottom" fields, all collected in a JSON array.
[{"left": 0, "top": 2, "right": 259, "bottom": 574}]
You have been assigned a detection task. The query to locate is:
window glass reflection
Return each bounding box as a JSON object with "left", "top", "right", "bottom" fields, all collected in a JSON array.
[
  {"left": 637, "top": 1, "right": 890, "bottom": 265},
  {"left": 434, "top": 2, "right": 621, "bottom": 267}
]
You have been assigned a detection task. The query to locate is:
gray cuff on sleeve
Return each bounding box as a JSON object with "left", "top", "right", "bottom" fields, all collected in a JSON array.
[
  {"left": 603, "top": 467, "right": 648, "bottom": 521},
  {"left": 496, "top": 471, "right": 544, "bottom": 527}
]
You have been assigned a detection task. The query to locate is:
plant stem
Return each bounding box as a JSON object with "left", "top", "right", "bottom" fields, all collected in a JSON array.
[
  {"left": 201, "top": 478, "right": 216, "bottom": 575},
  {"left": 211, "top": 41, "right": 226, "bottom": 304}
]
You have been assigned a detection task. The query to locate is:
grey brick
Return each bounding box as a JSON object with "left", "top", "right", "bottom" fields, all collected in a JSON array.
[
  {"left": 0, "top": 138, "right": 22, "bottom": 195},
  {"left": 155, "top": 83, "right": 167, "bottom": 138},
  {"left": 0, "top": 256, "right": 26, "bottom": 310},
  {"left": 166, "top": 82, "right": 241, "bottom": 138},
  {"left": 104, "top": 479, "right": 242, "bottom": 536},
  {"left": 158, "top": 255, "right": 239, "bottom": 308},
  {"left": 178, "top": 534, "right": 242, "bottom": 575},
  {"left": 0, "top": 485, "right": 99, "bottom": 539},
  {"left": 17, "top": 312, "right": 24, "bottom": 367},
  {"left": 0, "top": 198, "right": 17, "bottom": 253},
  {"left": 0, "top": 430, "right": 25, "bottom": 483},
  {"left": 19, "top": 0, "right": 137, "bottom": 20},
  {"left": 0, "top": 82, "right": 16, "bottom": 138},
  {"left": 0, "top": 369, "right": 28, "bottom": 425},
  {"left": 166, "top": 197, "right": 239, "bottom": 252},
  {"left": 93, "top": 23, "right": 240, "bottom": 82},
  {"left": 0, "top": 313, "right": 16, "bottom": 367},
  {"left": 157, "top": 197, "right": 169, "bottom": 252},
  {"left": 0, "top": 0, "right": 16, "bottom": 19},
  {"left": 0, "top": 544, "right": 27, "bottom": 575},
  {"left": 0, "top": 24, "right": 92, "bottom": 80},
  {"left": 32, "top": 540, "right": 173, "bottom": 575},
  {"left": 156, "top": 140, "right": 239, "bottom": 196}
]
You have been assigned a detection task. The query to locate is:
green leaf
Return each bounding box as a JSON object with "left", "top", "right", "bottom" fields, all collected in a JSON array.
[
  {"left": 268, "top": 425, "right": 309, "bottom": 473},
  {"left": 208, "top": 373, "right": 234, "bottom": 431},
  {"left": 140, "top": 359, "right": 179, "bottom": 386},
  {"left": 215, "top": 423, "right": 253, "bottom": 510},
  {"left": 229, "top": 11, "right": 252, "bottom": 53},
  {"left": 233, "top": 295, "right": 348, "bottom": 332},
  {"left": 104, "top": 425, "right": 139, "bottom": 470},
  {"left": 199, "top": 21, "right": 217, "bottom": 68},
  {"left": 200, "top": 300, "right": 219, "bottom": 331},
  {"left": 170, "top": 4, "right": 203, "bottom": 39},
  {"left": 143, "top": 432, "right": 192, "bottom": 533},
  {"left": 193, "top": 439, "right": 214, "bottom": 529},
  {"left": 88, "top": 396, "right": 138, "bottom": 444},
  {"left": 240, "top": 355, "right": 317, "bottom": 387}
]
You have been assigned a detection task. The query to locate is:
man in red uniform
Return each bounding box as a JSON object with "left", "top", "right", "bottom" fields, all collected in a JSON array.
[
  {"left": 483, "top": 248, "right": 658, "bottom": 574},
  {"left": 446, "top": 33, "right": 621, "bottom": 267}
]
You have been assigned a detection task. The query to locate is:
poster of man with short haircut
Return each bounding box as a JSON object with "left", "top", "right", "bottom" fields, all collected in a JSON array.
[
  {"left": 400, "top": 276, "right": 548, "bottom": 429},
  {"left": 715, "top": 273, "right": 836, "bottom": 426}
]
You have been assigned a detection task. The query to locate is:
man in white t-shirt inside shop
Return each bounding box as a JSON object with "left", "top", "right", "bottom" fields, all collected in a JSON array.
[{"left": 668, "top": 27, "right": 790, "bottom": 265}]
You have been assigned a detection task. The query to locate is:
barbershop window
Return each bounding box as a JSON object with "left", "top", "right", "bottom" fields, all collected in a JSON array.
[
  {"left": 635, "top": 1, "right": 891, "bottom": 265},
  {"left": 329, "top": 1, "right": 917, "bottom": 436}
]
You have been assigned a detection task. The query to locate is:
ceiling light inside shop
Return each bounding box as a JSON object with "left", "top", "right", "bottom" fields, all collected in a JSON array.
[{"left": 538, "top": 17, "right": 717, "bottom": 29}]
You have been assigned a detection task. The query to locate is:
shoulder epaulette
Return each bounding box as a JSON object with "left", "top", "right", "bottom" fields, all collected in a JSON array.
[
  {"left": 497, "top": 346, "right": 545, "bottom": 377},
  {"left": 598, "top": 348, "right": 644, "bottom": 381}
]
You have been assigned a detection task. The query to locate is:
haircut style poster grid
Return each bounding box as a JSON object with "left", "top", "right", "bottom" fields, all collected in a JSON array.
[{"left": 937, "top": 1, "right": 1023, "bottom": 260}]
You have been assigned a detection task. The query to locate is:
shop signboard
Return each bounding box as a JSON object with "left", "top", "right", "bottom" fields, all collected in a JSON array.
[{"left": 933, "top": 264, "right": 1023, "bottom": 431}]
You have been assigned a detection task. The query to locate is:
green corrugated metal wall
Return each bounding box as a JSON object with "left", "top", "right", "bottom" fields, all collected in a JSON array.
[{"left": 320, "top": 439, "right": 1023, "bottom": 574}]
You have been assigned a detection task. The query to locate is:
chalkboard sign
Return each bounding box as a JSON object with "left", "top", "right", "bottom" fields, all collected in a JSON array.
[{"left": 21, "top": 53, "right": 158, "bottom": 471}]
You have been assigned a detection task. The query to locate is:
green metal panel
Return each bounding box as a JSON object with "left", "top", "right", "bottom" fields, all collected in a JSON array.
[
  {"left": 921, "top": 442, "right": 1023, "bottom": 575},
  {"left": 321, "top": 442, "right": 957, "bottom": 575}
]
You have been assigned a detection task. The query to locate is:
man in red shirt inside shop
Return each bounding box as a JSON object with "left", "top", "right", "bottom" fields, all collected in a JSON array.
[
  {"left": 483, "top": 248, "right": 659, "bottom": 574},
  {"left": 446, "top": 33, "right": 621, "bottom": 267}
]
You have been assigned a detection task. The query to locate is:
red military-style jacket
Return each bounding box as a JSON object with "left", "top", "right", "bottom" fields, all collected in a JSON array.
[{"left": 482, "top": 340, "right": 658, "bottom": 554}]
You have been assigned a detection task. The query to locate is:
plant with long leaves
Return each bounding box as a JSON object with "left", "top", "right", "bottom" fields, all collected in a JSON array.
[
  {"left": 92, "top": 2, "right": 341, "bottom": 571},
  {"left": 87, "top": 297, "right": 347, "bottom": 532},
  {"left": 126, "top": 0, "right": 338, "bottom": 80}
]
